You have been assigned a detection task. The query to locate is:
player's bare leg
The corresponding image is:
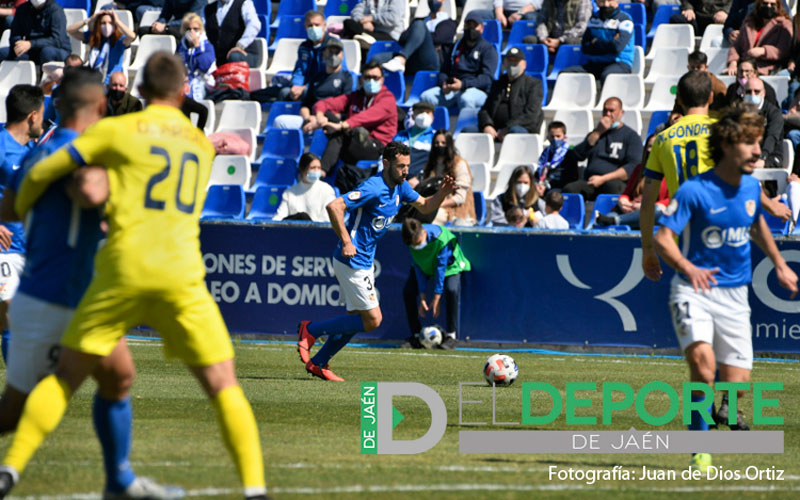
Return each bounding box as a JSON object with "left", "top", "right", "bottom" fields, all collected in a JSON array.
[
  {"left": 716, "top": 363, "right": 751, "bottom": 430},
  {"left": 306, "top": 307, "right": 383, "bottom": 382},
  {"left": 684, "top": 341, "right": 716, "bottom": 474}
]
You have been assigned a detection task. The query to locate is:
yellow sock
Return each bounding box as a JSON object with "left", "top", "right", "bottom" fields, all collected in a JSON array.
[
  {"left": 211, "top": 385, "right": 266, "bottom": 494},
  {"left": 4, "top": 375, "right": 72, "bottom": 472}
]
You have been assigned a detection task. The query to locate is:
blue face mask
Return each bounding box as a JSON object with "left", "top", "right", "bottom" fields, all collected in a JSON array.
[
  {"left": 550, "top": 138, "right": 566, "bottom": 149},
  {"left": 363, "top": 79, "right": 382, "bottom": 95},
  {"left": 307, "top": 26, "right": 323, "bottom": 42},
  {"left": 611, "top": 121, "right": 622, "bottom": 129}
]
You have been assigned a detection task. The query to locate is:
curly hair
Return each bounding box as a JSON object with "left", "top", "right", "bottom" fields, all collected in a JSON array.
[
  {"left": 382, "top": 141, "right": 411, "bottom": 163},
  {"left": 709, "top": 104, "right": 765, "bottom": 164}
]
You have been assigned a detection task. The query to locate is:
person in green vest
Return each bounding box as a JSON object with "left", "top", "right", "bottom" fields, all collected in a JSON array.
[{"left": 401, "top": 217, "right": 471, "bottom": 349}]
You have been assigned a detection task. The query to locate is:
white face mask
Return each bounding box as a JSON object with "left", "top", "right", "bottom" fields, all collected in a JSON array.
[
  {"left": 744, "top": 94, "right": 762, "bottom": 106},
  {"left": 305, "top": 170, "right": 323, "bottom": 183},
  {"left": 414, "top": 112, "right": 433, "bottom": 129},
  {"left": 30, "top": 0, "right": 46, "bottom": 8},
  {"left": 515, "top": 183, "right": 530, "bottom": 199},
  {"left": 101, "top": 24, "right": 114, "bottom": 38},
  {"left": 307, "top": 26, "right": 324, "bottom": 42},
  {"left": 412, "top": 241, "right": 427, "bottom": 250}
]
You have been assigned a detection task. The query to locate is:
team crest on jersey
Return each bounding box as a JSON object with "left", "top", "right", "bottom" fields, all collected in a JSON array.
[
  {"left": 333, "top": 78, "right": 341, "bottom": 88},
  {"left": 746, "top": 200, "right": 756, "bottom": 217},
  {"left": 473, "top": 51, "right": 479, "bottom": 59},
  {"left": 349, "top": 191, "right": 361, "bottom": 201},
  {"left": 664, "top": 198, "right": 678, "bottom": 216}
]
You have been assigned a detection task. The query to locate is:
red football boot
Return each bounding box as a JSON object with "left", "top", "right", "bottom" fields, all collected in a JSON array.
[
  {"left": 305, "top": 360, "right": 345, "bottom": 382},
  {"left": 297, "top": 321, "right": 315, "bottom": 364}
]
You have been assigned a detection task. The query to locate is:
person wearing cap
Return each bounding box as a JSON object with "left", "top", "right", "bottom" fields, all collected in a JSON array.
[
  {"left": 470, "top": 0, "right": 541, "bottom": 28},
  {"left": 273, "top": 37, "right": 353, "bottom": 131},
  {"left": 419, "top": 11, "right": 498, "bottom": 111},
  {"left": 475, "top": 47, "right": 544, "bottom": 140},
  {"left": 393, "top": 101, "right": 437, "bottom": 186}
]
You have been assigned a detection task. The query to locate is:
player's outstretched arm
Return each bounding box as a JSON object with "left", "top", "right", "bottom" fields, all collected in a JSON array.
[
  {"left": 15, "top": 148, "right": 78, "bottom": 217},
  {"left": 326, "top": 197, "right": 356, "bottom": 258},
  {"left": 412, "top": 175, "right": 456, "bottom": 214},
  {"left": 751, "top": 215, "right": 798, "bottom": 298},
  {"left": 654, "top": 226, "right": 718, "bottom": 292},
  {"left": 639, "top": 177, "right": 663, "bottom": 281},
  {"left": 761, "top": 189, "right": 791, "bottom": 221}
]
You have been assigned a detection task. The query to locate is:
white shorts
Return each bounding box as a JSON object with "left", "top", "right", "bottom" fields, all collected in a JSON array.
[
  {"left": 0, "top": 253, "right": 25, "bottom": 302},
  {"left": 6, "top": 292, "right": 74, "bottom": 393},
  {"left": 669, "top": 278, "right": 753, "bottom": 370},
  {"left": 333, "top": 258, "right": 379, "bottom": 312}
]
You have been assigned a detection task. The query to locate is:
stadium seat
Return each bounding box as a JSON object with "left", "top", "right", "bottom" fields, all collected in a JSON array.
[
  {"left": 217, "top": 127, "right": 258, "bottom": 162},
  {"left": 633, "top": 24, "right": 645, "bottom": 48},
  {"left": 495, "top": 134, "right": 543, "bottom": 172},
  {"left": 202, "top": 99, "right": 215, "bottom": 136},
  {"left": 365, "top": 40, "right": 403, "bottom": 64},
  {"left": 505, "top": 20, "right": 537, "bottom": 53},
  {"left": 433, "top": 106, "right": 449, "bottom": 130},
  {"left": 471, "top": 161, "right": 490, "bottom": 193},
  {"left": 552, "top": 109, "right": 594, "bottom": 146},
  {"left": 251, "top": 158, "right": 298, "bottom": 191},
  {"left": 456, "top": 0, "right": 493, "bottom": 34},
  {"left": 594, "top": 74, "right": 645, "bottom": 111},
  {"left": 621, "top": 109, "right": 642, "bottom": 136},
  {"left": 257, "top": 14, "right": 269, "bottom": 39},
  {"left": 752, "top": 168, "right": 789, "bottom": 196},
  {"left": 0, "top": 30, "right": 8, "bottom": 49},
  {"left": 59, "top": 0, "right": 90, "bottom": 11},
  {"left": 341, "top": 39, "right": 361, "bottom": 74},
  {"left": 585, "top": 193, "right": 620, "bottom": 230},
  {"left": 473, "top": 191, "right": 487, "bottom": 225},
  {"left": 129, "top": 35, "right": 176, "bottom": 73},
  {"left": 646, "top": 4, "right": 681, "bottom": 45},
  {"left": 249, "top": 68, "right": 265, "bottom": 91},
  {"left": 643, "top": 75, "right": 680, "bottom": 112},
  {"left": 413, "top": 0, "right": 457, "bottom": 19},
  {"left": 645, "top": 110, "right": 671, "bottom": 138},
  {"left": 0, "top": 61, "right": 36, "bottom": 96},
  {"left": 646, "top": 24, "right": 694, "bottom": 59},
  {"left": 644, "top": 48, "right": 689, "bottom": 87},
  {"left": 717, "top": 75, "right": 735, "bottom": 87},
  {"left": 619, "top": 3, "right": 646, "bottom": 26},
  {"left": 547, "top": 44, "right": 583, "bottom": 83},
  {"left": 507, "top": 43, "right": 548, "bottom": 79},
  {"left": 216, "top": 100, "right": 262, "bottom": 133},
  {"left": 760, "top": 199, "right": 790, "bottom": 235},
  {"left": 208, "top": 155, "right": 252, "bottom": 189},
  {"left": 265, "top": 101, "right": 302, "bottom": 129},
  {"left": 266, "top": 38, "right": 304, "bottom": 81},
  {"left": 544, "top": 73, "right": 596, "bottom": 113},
  {"left": 253, "top": 0, "right": 270, "bottom": 17},
  {"left": 63, "top": 8, "right": 87, "bottom": 57},
  {"left": 259, "top": 128, "right": 304, "bottom": 162},
  {"left": 783, "top": 139, "right": 795, "bottom": 173},
  {"left": 561, "top": 193, "right": 585, "bottom": 229},
  {"left": 705, "top": 47, "right": 729, "bottom": 74},
  {"left": 699, "top": 23, "right": 727, "bottom": 52},
  {"left": 324, "top": 0, "right": 360, "bottom": 17},
  {"left": 309, "top": 128, "right": 328, "bottom": 157},
  {"left": 488, "top": 162, "right": 537, "bottom": 199},
  {"left": 631, "top": 46, "right": 644, "bottom": 78},
  {"left": 454, "top": 108, "right": 479, "bottom": 134},
  {"left": 247, "top": 185, "right": 287, "bottom": 220},
  {"left": 482, "top": 19, "right": 502, "bottom": 54},
  {"left": 139, "top": 9, "right": 160, "bottom": 29},
  {"left": 269, "top": 15, "right": 306, "bottom": 53},
  {"left": 201, "top": 185, "right": 246, "bottom": 219},
  {"left": 383, "top": 70, "right": 405, "bottom": 102},
  {"left": 252, "top": 37, "right": 268, "bottom": 73},
  {"left": 762, "top": 75, "right": 790, "bottom": 107},
  {"left": 455, "top": 133, "right": 494, "bottom": 169},
  {"left": 271, "top": 0, "right": 316, "bottom": 29},
  {"left": 403, "top": 70, "right": 439, "bottom": 106}
]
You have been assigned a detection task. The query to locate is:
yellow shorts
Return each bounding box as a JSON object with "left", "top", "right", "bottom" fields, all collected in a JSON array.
[{"left": 62, "top": 280, "right": 234, "bottom": 366}]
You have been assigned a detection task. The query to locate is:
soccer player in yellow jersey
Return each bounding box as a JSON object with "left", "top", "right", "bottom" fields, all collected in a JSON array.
[{"left": 0, "top": 53, "right": 270, "bottom": 500}]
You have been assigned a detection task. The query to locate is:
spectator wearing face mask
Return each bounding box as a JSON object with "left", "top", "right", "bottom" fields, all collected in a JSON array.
[
  {"left": 176, "top": 12, "right": 216, "bottom": 101},
  {"left": 474, "top": 47, "right": 543, "bottom": 141},
  {"left": 487, "top": 164, "right": 545, "bottom": 227},
  {"left": 274, "top": 153, "right": 337, "bottom": 223},
  {"left": 67, "top": 9, "right": 136, "bottom": 83},
  {"left": 725, "top": 0, "right": 792, "bottom": 75},
  {"left": 536, "top": 121, "right": 570, "bottom": 194},
  {"left": 105, "top": 71, "right": 143, "bottom": 116},
  {"left": 421, "top": 129, "right": 475, "bottom": 225},
  {"left": 724, "top": 55, "right": 779, "bottom": 106},
  {"left": 394, "top": 101, "right": 437, "bottom": 187},
  {"left": 741, "top": 76, "right": 784, "bottom": 169},
  {"left": 289, "top": 11, "right": 331, "bottom": 101},
  {"left": 0, "top": 0, "right": 71, "bottom": 65}
]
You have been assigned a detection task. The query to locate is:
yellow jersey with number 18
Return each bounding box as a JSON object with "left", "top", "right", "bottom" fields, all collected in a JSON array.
[
  {"left": 17, "top": 104, "right": 215, "bottom": 291},
  {"left": 644, "top": 113, "right": 716, "bottom": 198}
]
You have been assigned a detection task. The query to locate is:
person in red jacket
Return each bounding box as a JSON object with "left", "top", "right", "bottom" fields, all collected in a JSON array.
[{"left": 308, "top": 60, "right": 398, "bottom": 193}]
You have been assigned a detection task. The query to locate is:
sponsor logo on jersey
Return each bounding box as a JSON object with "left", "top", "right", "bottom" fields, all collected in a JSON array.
[
  {"left": 701, "top": 225, "right": 750, "bottom": 249},
  {"left": 371, "top": 215, "right": 394, "bottom": 231},
  {"left": 349, "top": 191, "right": 361, "bottom": 201},
  {"left": 664, "top": 199, "right": 678, "bottom": 216}
]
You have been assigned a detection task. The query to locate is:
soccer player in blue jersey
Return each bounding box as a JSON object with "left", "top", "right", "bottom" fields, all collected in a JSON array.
[
  {"left": 0, "top": 67, "right": 183, "bottom": 499},
  {"left": 297, "top": 141, "right": 455, "bottom": 381},
  {"left": 0, "top": 85, "right": 44, "bottom": 364},
  {"left": 654, "top": 105, "right": 798, "bottom": 474}
]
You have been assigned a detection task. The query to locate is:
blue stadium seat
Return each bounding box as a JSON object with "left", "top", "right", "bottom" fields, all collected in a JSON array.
[
  {"left": 257, "top": 14, "right": 269, "bottom": 39},
  {"left": 482, "top": 19, "right": 503, "bottom": 54},
  {"left": 251, "top": 158, "right": 298, "bottom": 191},
  {"left": 561, "top": 193, "right": 585, "bottom": 229},
  {"left": 384, "top": 70, "right": 405, "bottom": 102},
  {"left": 454, "top": 108, "right": 479, "bottom": 134},
  {"left": 403, "top": 70, "right": 439, "bottom": 106},
  {"left": 259, "top": 128, "right": 304, "bottom": 161},
  {"left": 507, "top": 43, "right": 548, "bottom": 79},
  {"left": 201, "top": 185, "right": 246, "bottom": 219},
  {"left": 647, "top": 4, "right": 681, "bottom": 45},
  {"left": 269, "top": 15, "right": 306, "bottom": 53},
  {"left": 252, "top": 0, "right": 270, "bottom": 17},
  {"left": 265, "top": 101, "right": 303, "bottom": 129},
  {"left": 365, "top": 40, "right": 403, "bottom": 64},
  {"left": 433, "top": 106, "right": 449, "bottom": 130},
  {"left": 271, "top": 0, "right": 316, "bottom": 28},
  {"left": 634, "top": 24, "right": 645, "bottom": 48},
  {"left": 763, "top": 201, "right": 790, "bottom": 235},
  {"left": 548, "top": 44, "right": 583, "bottom": 82},
  {"left": 309, "top": 129, "right": 328, "bottom": 157},
  {"left": 646, "top": 110, "right": 671, "bottom": 138},
  {"left": 473, "top": 191, "right": 487, "bottom": 225},
  {"left": 619, "top": 3, "right": 646, "bottom": 26},
  {"left": 324, "top": 0, "right": 360, "bottom": 17},
  {"left": 505, "top": 20, "right": 537, "bottom": 53},
  {"left": 247, "top": 186, "right": 287, "bottom": 220},
  {"left": 585, "top": 194, "right": 619, "bottom": 229}
]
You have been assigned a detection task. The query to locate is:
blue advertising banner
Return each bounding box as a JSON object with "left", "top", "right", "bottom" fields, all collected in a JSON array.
[{"left": 200, "top": 222, "right": 800, "bottom": 353}]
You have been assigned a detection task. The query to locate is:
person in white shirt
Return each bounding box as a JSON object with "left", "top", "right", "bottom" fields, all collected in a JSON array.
[
  {"left": 274, "top": 152, "right": 337, "bottom": 222},
  {"left": 535, "top": 190, "right": 570, "bottom": 229}
]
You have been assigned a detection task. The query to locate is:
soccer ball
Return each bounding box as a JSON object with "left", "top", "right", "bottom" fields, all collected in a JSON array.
[
  {"left": 419, "top": 326, "right": 443, "bottom": 349},
  {"left": 483, "top": 354, "right": 519, "bottom": 386}
]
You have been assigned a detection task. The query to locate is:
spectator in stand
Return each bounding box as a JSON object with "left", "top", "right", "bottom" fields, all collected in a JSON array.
[
  {"left": 419, "top": 11, "right": 498, "bottom": 111},
  {"left": 725, "top": 0, "right": 792, "bottom": 75},
  {"left": 205, "top": 0, "right": 262, "bottom": 68},
  {"left": 0, "top": 0, "right": 24, "bottom": 33},
  {"left": 274, "top": 153, "right": 337, "bottom": 223},
  {"left": 272, "top": 38, "right": 353, "bottom": 130},
  {"left": 42, "top": 54, "right": 82, "bottom": 125},
  {"left": 380, "top": 1, "right": 455, "bottom": 74},
  {"left": 309, "top": 61, "right": 398, "bottom": 193},
  {"left": 670, "top": 0, "right": 730, "bottom": 36},
  {"left": 176, "top": 12, "right": 216, "bottom": 101},
  {"left": 563, "top": 0, "right": 635, "bottom": 84},
  {"left": 533, "top": 0, "right": 593, "bottom": 55},
  {"left": 0, "top": 0, "right": 71, "bottom": 65},
  {"left": 594, "top": 135, "right": 670, "bottom": 229},
  {"left": 180, "top": 72, "right": 209, "bottom": 131},
  {"left": 472, "top": 0, "right": 541, "bottom": 28},
  {"left": 725, "top": 55, "right": 778, "bottom": 105},
  {"left": 534, "top": 191, "right": 570, "bottom": 229},
  {"left": 421, "top": 130, "right": 475, "bottom": 225},
  {"left": 536, "top": 120, "right": 570, "bottom": 194},
  {"left": 343, "top": 0, "right": 406, "bottom": 46},
  {"left": 560, "top": 97, "right": 643, "bottom": 199},
  {"left": 101, "top": 1, "right": 165, "bottom": 24},
  {"left": 67, "top": 9, "right": 136, "bottom": 84},
  {"left": 106, "top": 71, "right": 142, "bottom": 116},
  {"left": 474, "top": 47, "right": 543, "bottom": 139},
  {"left": 487, "top": 165, "right": 545, "bottom": 226},
  {"left": 723, "top": 0, "right": 752, "bottom": 44},
  {"left": 394, "top": 102, "right": 437, "bottom": 187},
  {"left": 785, "top": 88, "right": 800, "bottom": 172},
  {"left": 740, "top": 77, "right": 784, "bottom": 168},
  {"left": 141, "top": 0, "right": 204, "bottom": 39},
  {"left": 688, "top": 50, "right": 728, "bottom": 110}
]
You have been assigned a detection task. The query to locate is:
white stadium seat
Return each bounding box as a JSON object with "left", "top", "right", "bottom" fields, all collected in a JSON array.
[
  {"left": 253, "top": 37, "right": 268, "bottom": 73},
  {"left": 544, "top": 73, "right": 597, "bottom": 113},
  {"left": 553, "top": 109, "right": 594, "bottom": 146},
  {"left": 455, "top": 133, "right": 494, "bottom": 169},
  {"left": 202, "top": 99, "right": 216, "bottom": 136},
  {"left": 705, "top": 47, "right": 728, "bottom": 74},
  {"left": 631, "top": 46, "right": 644, "bottom": 78},
  {"left": 752, "top": 168, "right": 788, "bottom": 195},
  {"left": 594, "top": 74, "right": 645, "bottom": 111},
  {"left": 699, "top": 23, "right": 727, "bottom": 52},
  {"left": 64, "top": 8, "right": 87, "bottom": 58},
  {"left": 646, "top": 24, "right": 694, "bottom": 59},
  {"left": 762, "top": 75, "right": 790, "bottom": 107},
  {"left": 249, "top": 68, "right": 265, "bottom": 91},
  {"left": 209, "top": 155, "right": 252, "bottom": 189},
  {"left": 643, "top": 75, "right": 680, "bottom": 112},
  {"left": 266, "top": 38, "right": 303, "bottom": 82},
  {"left": 129, "top": 35, "right": 176, "bottom": 73},
  {"left": 216, "top": 100, "right": 262, "bottom": 132},
  {"left": 644, "top": 48, "right": 689, "bottom": 87},
  {"left": 494, "top": 134, "right": 543, "bottom": 171},
  {"left": 0, "top": 61, "right": 37, "bottom": 96},
  {"left": 489, "top": 162, "right": 537, "bottom": 200},
  {"left": 621, "top": 109, "right": 642, "bottom": 136},
  {"left": 139, "top": 9, "right": 160, "bottom": 28},
  {"left": 456, "top": 0, "right": 493, "bottom": 33},
  {"left": 470, "top": 161, "right": 490, "bottom": 193},
  {"left": 341, "top": 39, "right": 361, "bottom": 74},
  {"left": 718, "top": 75, "right": 734, "bottom": 87},
  {"left": 782, "top": 139, "right": 794, "bottom": 173}
]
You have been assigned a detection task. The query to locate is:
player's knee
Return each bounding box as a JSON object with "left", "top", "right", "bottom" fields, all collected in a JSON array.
[
  {"left": 95, "top": 364, "right": 135, "bottom": 399},
  {"left": 362, "top": 310, "right": 382, "bottom": 331}
]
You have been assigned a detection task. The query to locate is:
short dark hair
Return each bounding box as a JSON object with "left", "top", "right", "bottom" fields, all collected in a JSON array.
[
  {"left": 688, "top": 50, "right": 708, "bottom": 66},
  {"left": 401, "top": 218, "right": 424, "bottom": 246},
  {"left": 6, "top": 85, "right": 44, "bottom": 124},
  {"left": 677, "top": 70, "right": 712, "bottom": 109},
  {"left": 548, "top": 121, "right": 567, "bottom": 135},
  {"left": 361, "top": 60, "right": 384, "bottom": 76},
  {"left": 140, "top": 52, "right": 185, "bottom": 99},
  {"left": 64, "top": 54, "right": 83, "bottom": 66},
  {"left": 382, "top": 141, "right": 410, "bottom": 163},
  {"left": 58, "top": 67, "right": 105, "bottom": 121},
  {"left": 709, "top": 104, "right": 764, "bottom": 164},
  {"left": 545, "top": 191, "right": 563, "bottom": 211},
  {"left": 738, "top": 56, "right": 757, "bottom": 70}
]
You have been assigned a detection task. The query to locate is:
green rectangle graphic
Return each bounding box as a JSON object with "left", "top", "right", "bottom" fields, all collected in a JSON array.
[{"left": 361, "top": 382, "right": 377, "bottom": 454}]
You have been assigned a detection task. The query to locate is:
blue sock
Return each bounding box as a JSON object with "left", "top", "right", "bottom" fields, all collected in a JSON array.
[
  {"left": 688, "top": 393, "right": 712, "bottom": 432},
  {"left": 1, "top": 329, "right": 9, "bottom": 365},
  {"left": 307, "top": 314, "right": 364, "bottom": 338},
  {"left": 93, "top": 395, "right": 136, "bottom": 493},
  {"left": 312, "top": 332, "right": 357, "bottom": 366}
]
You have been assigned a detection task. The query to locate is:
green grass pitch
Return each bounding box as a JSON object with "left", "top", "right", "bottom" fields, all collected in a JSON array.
[{"left": 1, "top": 340, "right": 798, "bottom": 499}]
